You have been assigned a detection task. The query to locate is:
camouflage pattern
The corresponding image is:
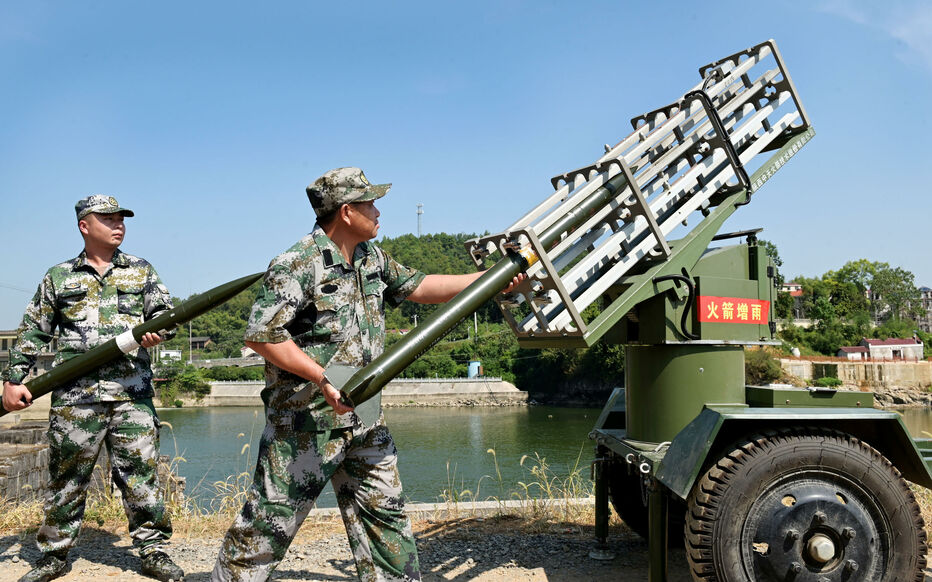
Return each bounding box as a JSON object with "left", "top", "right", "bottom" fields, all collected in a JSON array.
[
  {"left": 306, "top": 167, "right": 391, "bottom": 217},
  {"left": 38, "top": 399, "right": 171, "bottom": 556},
  {"left": 74, "top": 194, "right": 135, "bottom": 219},
  {"left": 212, "top": 419, "right": 418, "bottom": 582},
  {"left": 244, "top": 224, "right": 425, "bottom": 431},
  {"left": 214, "top": 225, "right": 425, "bottom": 582},
  {"left": 1, "top": 247, "right": 176, "bottom": 561},
  {"left": 1, "top": 249, "right": 174, "bottom": 406}
]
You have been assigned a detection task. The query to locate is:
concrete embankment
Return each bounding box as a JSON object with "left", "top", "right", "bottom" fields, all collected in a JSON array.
[
  {"left": 199, "top": 377, "right": 528, "bottom": 407},
  {"left": 780, "top": 359, "right": 932, "bottom": 390},
  {"left": 0, "top": 421, "right": 182, "bottom": 503},
  {"left": 780, "top": 358, "right": 932, "bottom": 406}
]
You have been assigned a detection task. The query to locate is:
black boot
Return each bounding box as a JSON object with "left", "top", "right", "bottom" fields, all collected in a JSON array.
[
  {"left": 18, "top": 552, "right": 68, "bottom": 582},
  {"left": 140, "top": 550, "right": 185, "bottom": 581}
]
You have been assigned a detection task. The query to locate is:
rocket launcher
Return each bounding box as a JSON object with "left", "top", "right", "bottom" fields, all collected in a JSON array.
[
  {"left": 0, "top": 272, "right": 263, "bottom": 416},
  {"left": 342, "top": 39, "right": 813, "bottom": 407}
]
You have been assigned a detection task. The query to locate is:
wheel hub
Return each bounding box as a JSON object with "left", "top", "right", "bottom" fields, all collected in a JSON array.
[
  {"left": 806, "top": 534, "right": 835, "bottom": 563},
  {"left": 744, "top": 479, "right": 879, "bottom": 580}
]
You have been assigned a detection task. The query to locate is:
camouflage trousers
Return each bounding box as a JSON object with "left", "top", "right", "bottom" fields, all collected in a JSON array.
[
  {"left": 212, "top": 418, "right": 420, "bottom": 582},
  {"left": 37, "top": 399, "right": 172, "bottom": 556}
]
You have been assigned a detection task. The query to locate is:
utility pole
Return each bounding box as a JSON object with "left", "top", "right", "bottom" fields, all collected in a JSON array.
[{"left": 416, "top": 203, "right": 423, "bottom": 237}]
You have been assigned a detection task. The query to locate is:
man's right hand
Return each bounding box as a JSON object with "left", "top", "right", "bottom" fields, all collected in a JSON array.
[{"left": 2, "top": 381, "right": 32, "bottom": 411}]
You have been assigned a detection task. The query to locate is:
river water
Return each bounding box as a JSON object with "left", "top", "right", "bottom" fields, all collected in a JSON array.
[{"left": 158, "top": 405, "right": 601, "bottom": 508}]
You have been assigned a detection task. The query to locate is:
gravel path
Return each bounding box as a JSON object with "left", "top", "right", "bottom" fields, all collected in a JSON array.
[
  {"left": 1, "top": 520, "right": 694, "bottom": 581},
  {"left": 4, "top": 522, "right": 932, "bottom": 581}
]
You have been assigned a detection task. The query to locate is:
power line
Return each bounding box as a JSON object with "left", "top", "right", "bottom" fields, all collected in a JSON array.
[{"left": 0, "top": 282, "right": 31, "bottom": 293}]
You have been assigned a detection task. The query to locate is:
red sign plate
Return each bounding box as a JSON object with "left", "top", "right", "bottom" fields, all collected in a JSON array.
[{"left": 697, "top": 296, "right": 770, "bottom": 325}]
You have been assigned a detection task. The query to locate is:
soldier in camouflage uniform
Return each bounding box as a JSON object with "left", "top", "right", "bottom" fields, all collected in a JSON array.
[
  {"left": 211, "top": 168, "right": 523, "bottom": 582},
  {"left": 2, "top": 195, "right": 185, "bottom": 582}
]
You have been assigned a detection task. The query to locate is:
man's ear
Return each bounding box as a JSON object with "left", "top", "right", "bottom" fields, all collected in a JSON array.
[
  {"left": 77, "top": 218, "right": 89, "bottom": 236},
  {"left": 338, "top": 204, "right": 353, "bottom": 225}
]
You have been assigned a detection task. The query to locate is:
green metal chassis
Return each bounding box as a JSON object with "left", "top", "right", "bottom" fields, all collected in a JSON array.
[{"left": 590, "top": 385, "right": 932, "bottom": 581}]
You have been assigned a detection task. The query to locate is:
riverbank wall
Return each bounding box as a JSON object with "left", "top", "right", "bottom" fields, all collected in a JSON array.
[
  {"left": 779, "top": 359, "right": 932, "bottom": 389},
  {"left": 0, "top": 420, "right": 183, "bottom": 503},
  {"left": 179, "top": 377, "right": 528, "bottom": 408},
  {"left": 780, "top": 358, "right": 932, "bottom": 406}
]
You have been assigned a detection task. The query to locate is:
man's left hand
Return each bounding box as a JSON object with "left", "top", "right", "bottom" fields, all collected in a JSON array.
[
  {"left": 321, "top": 382, "right": 354, "bottom": 415},
  {"left": 503, "top": 273, "right": 527, "bottom": 294},
  {"left": 140, "top": 332, "right": 163, "bottom": 348}
]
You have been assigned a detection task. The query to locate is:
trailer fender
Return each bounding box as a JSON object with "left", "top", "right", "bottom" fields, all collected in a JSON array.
[{"left": 655, "top": 405, "right": 932, "bottom": 501}]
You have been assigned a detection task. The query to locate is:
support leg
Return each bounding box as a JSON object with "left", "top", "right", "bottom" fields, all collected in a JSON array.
[
  {"left": 648, "top": 479, "right": 668, "bottom": 582},
  {"left": 589, "top": 450, "right": 615, "bottom": 560}
]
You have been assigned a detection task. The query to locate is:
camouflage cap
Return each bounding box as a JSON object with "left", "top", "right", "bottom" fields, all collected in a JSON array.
[
  {"left": 306, "top": 167, "right": 391, "bottom": 217},
  {"left": 75, "top": 195, "right": 135, "bottom": 220}
]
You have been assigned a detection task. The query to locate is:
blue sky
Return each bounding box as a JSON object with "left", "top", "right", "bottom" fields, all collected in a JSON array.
[{"left": 1, "top": 1, "right": 930, "bottom": 328}]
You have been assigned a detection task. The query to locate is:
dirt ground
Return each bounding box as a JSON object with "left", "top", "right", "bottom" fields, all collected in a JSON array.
[
  {"left": 0, "top": 519, "right": 694, "bottom": 582},
  {"left": 2, "top": 516, "right": 930, "bottom": 581}
]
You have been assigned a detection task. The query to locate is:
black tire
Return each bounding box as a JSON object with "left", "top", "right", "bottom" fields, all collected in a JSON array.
[
  {"left": 607, "top": 461, "right": 685, "bottom": 546},
  {"left": 685, "top": 428, "right": 926, "bottom": 581}
]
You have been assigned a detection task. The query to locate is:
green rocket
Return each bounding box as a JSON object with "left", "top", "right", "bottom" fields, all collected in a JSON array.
[{"left": 1, "top": 272, "right": 262, "bottom": 416}]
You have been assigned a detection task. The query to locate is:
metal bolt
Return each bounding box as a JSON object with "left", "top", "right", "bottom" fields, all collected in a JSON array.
[
  {"left": 789, "top": 562, "right": 802, "bottom": 574},
  {"left": 842, "top": 527, "right": 856, "bottom": 540},
  {"left": 845, "top": 560, "right": 859, "bottom": 573},
  {"left": 806, "top": 533, "right": 835, "bottom": 563},
  {"left": 785, "top": 529, "right": 800, "bottom": 542},
  {"left": 813, "top": 511, "right": 827, "bottom": 525}
]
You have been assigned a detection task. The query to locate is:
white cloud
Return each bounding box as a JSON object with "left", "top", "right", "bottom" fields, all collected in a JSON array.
[{"left": 816, "top": 0, "right": 932, "bottom": 71}]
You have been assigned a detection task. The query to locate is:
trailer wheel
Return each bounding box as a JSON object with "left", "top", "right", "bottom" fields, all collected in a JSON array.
[{"left": 685, "top": 429, "right": 926, "bottom": 582}]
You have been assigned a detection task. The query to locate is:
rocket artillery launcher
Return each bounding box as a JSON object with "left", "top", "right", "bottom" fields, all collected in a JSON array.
[
  {"left": 0, "top": 272, "right": 263, "bottom": 416},
  {"left": 341, "top": 40, "right": 932, "bottom": 581}
]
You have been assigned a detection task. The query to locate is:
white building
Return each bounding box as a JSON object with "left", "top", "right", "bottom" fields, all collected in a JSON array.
[
  {"left": 919, "top": 286, "right": 932, "bottom": 333},
  {"left": 860, "top": 337, "right": 924, "bottom": 361},
  {"left": 836, "top": 346, "right": 869, "bottom": 361}
]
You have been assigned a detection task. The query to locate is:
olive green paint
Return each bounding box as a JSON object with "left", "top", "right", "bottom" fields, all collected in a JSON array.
[{"left": 624, "top": 344, "right": 745, "bottom": 443}]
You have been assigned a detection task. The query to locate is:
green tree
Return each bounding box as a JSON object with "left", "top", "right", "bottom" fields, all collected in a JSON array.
[
  {"left": 775, "top": 291, "right": 794, "bottom": 320},
  {"left": 830, "top": 259, "right": 879, "bottom": 291},
  {"left": 745, "top": 349, "right": 783, "bottom": 385},
  {"left": 870, "top": 264, "right": 922, "bottom": 322},
  {"left": 172, "top": 365, "right": 212, "bottom": 401},
  {"left": 757, "top": 238, "right": 785, "bottom": 286}
]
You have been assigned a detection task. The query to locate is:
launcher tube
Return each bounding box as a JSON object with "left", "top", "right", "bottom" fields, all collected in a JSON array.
[{"left": 0, "top": 272, "right": 263, "bottom": 416}]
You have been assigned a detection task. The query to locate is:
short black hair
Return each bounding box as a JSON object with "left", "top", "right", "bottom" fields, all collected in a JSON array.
[{"left": 316, "top": 208, "right": 339, "bottom": 226}]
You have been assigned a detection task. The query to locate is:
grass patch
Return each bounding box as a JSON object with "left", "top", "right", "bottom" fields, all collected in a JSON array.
[
  {"left": 0, "top": 444, "right": 598, "bottom": 540},
  {"left": 434, "top": 446, "right": 595, "bottom": 530}
]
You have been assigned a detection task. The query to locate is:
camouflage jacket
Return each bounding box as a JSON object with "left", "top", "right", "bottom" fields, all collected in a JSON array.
[
  {"left": 1, "top": 249, "right": 174, "bottom": 406},
  {"left": 245, "top": 224, "right": 425, "bottom": 431}
]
